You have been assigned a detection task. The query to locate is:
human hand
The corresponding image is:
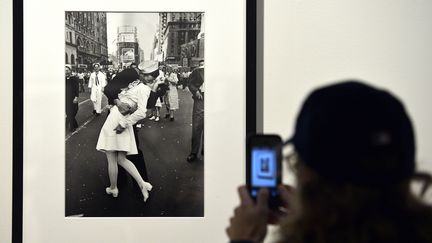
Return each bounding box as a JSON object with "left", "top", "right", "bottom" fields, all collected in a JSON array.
[
  {"left": 113, "top": 124, "right": 126, "bottom": 134},
  {"left": 195, "top": 91, "right": 203, "bottom": 100},
  {"left": 267, "top": 184, "right": 297, "bottom": 225},
  {"left": 115, "top": 100, "right": 131, "bottom": 115},
  {"left": 129, "top": 105, "right": 138, "bottom": 114},
  {"left": 73, "top": 97, "right": 78, "bottom": 104},
  {"left": 226, "top": 186, "right": 269, "bottom": 243}
]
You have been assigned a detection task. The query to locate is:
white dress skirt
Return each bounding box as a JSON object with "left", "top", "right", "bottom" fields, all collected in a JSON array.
[
  {"left": 96, "top": 106, "right": 138, "bottom": 155},
  {"left": 165, "top": 84, "right": 179, "bottom": 110}
]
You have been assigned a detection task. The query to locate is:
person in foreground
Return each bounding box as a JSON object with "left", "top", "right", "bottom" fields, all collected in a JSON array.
[
  {"left": 227, "top": 81, "right": 432, "bottom": 243},
  {"left": 96, "top": 61, "right": 159, "bottom": 202}
]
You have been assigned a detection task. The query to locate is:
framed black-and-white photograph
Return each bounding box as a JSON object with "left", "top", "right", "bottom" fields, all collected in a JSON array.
[
  {"left": 11, "top": 0, "right": 258, "bottom": 242},
  {"left": 65, "top": 11, "right": 206, "bottom": 218}
]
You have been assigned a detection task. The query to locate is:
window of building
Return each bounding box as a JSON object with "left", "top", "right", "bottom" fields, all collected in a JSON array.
[
  {"left": 65, "top": 53, "right": 69, "bottom": 64},
  {"left": 69, "top": 32, "right": 73, "bottom": 44},
  {"left": 71, "top": 54, "right": 75, "bottom": 64}
]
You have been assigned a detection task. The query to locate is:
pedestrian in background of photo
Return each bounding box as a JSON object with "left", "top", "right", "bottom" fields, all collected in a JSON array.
[
  {"left": 65, "top": 65, "right": 80, "bottom": 132},
  {"left": 88, "top": 63, "right": 107, "bottom": 116},
  {"left": 164, "top": 66, "right": 179, "bottom": 121},
  {"left": 148, "top": 65, "right": 167, "bottom": 122},
  {"left": 77, "top": 70, "right": 85, "bottom": 93},
  {"left": 84, "top": 70, "right": 90, "bottom": 87},
  {"left": 96, "top": 61, "right": 160, "bottom": 202},
  {"left": 180, "top": 67, "right": 191, "bottom": 90},
  {"left": 186, "top": 59, "right": 204, "bottom": 162}
]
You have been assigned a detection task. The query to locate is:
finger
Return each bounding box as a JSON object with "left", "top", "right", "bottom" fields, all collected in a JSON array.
[
  {"left": 267, "top": 208, "right": 288, "bottom": 225},
  {"left": 257, "top": 188, "right": 269, "bottom": 208},
  {"left": 238, "top": 186, "right": 253, "bottom": 206}
]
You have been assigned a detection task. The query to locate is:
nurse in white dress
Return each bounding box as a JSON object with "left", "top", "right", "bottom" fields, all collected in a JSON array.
[
  {"left": 96, "top": 61, "right": 159, "bottom": 202},
  {"left": 88, "top": 63, "right": 107, "bottom": 115}
]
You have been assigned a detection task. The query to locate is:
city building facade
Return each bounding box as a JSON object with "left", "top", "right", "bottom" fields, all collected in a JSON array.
[
  {"left": 65, "top": 11, "right": 109, "bottom": 71},
  {"left": 117, "top": 25, "right": 142, "bottom": 68},
  {"left": 156, "top": 12, "right": 203, "bottom": 66}
]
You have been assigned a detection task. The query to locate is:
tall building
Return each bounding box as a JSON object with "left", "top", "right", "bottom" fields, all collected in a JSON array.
[
  {"left": 158, "top": 12, "right": 203, "bottom": 65},
  {"left": 65, "top": 13, "right": 77, "bottom": 68},
  {"left": 139, "top": 47, "right": 145, "bottom": 63},
  {"left": 180, "top": 13, "right": 205, "bottom": 68},
  {"left": 117, "top": 25, "right": 141, "bottom": 68},
  {"left": 65, "top": 12, "right": 108, "bottom": 70}
]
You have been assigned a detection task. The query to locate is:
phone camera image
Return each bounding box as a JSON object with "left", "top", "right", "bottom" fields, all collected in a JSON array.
[{"left": 252, "top": 148, "right": 277, "bottom": 188}]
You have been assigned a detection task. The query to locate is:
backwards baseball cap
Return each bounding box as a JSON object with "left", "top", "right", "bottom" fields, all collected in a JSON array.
[{"left": 286, "top": 81, "right": 415, "bottom": 184}]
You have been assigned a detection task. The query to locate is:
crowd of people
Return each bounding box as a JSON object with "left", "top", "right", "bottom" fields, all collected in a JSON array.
[{"left": 65, "top": 60, "right": 205, "bottom": 203}]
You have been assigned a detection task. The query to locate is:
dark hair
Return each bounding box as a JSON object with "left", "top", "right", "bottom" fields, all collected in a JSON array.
[
  {"left": 277, "top": 158, "right": 432, "bottom": 243},
  {"left": 147, "top": 69, "right": 160, "bottom": 79}
]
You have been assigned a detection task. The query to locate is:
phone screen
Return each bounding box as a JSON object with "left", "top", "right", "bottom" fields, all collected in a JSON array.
[{"left": 250, "top": 147, "right": 277, "bottom": 197}]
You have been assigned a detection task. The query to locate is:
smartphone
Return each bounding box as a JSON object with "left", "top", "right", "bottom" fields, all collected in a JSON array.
[{"left": 246, "top": 134, "right": 282, "bottom": 207}]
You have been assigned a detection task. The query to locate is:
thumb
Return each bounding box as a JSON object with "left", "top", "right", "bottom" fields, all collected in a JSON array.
[{"left": 257, "top": 188, "right": 269, "bottom": 208}]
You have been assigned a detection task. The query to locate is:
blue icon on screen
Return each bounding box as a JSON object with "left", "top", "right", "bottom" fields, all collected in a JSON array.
[{"left": 252, "top": 148, "right": 277, "bottom": 187}]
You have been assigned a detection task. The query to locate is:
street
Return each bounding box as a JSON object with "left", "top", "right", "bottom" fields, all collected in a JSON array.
[{"left": 65, "top": 87, "right": 204, "bottom": 217}]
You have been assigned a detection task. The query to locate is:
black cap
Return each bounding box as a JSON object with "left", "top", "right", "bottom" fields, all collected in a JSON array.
[{"left": 287, "top": 81, "right": 415, "bottom": 184}]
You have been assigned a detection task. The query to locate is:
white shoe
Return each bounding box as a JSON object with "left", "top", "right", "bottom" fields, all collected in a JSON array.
[
  {"left": 143, "top": 182, "right": 153, "bottom": 191},
  {"left": 106, "top": 187, "right": 119, "bottom": 198},
  {"left": 142, "top": 189, "right": 149, "bottom": 202},
  {"left": 141, "top": 182, "right": 153, "bottom": 202},
  {"left": 149, "top": 116, "right": 155, "bottom": 120},
  {"left": 154, "top": 117, "right": 160, "bottom": 122}
]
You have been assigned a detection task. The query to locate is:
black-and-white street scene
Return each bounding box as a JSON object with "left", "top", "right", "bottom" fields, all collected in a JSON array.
[{"left": 65, "top": 12, "right": 205, "bottom": 217}]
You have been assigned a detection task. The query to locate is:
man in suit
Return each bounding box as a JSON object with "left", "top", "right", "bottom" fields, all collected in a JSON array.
[
  {"left": 187, "top": 60, "right": 205, "bottom": 162},
  {"left": 65, "top": 65, "right": 80, "bottom": 132}
]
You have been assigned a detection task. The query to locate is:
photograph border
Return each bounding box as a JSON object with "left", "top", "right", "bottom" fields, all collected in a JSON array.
[
  {"left": 13, "top": 0, "right": 24, "bottom": 242},
  {"left": 13, "top": 0, "right": 258, "bottom": 242}
]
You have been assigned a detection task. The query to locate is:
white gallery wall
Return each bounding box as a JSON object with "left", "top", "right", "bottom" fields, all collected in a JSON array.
[
  {"left": 0, "top": 0, "right": 13, "bottom": 242},
  {"left": 3, "top": 0, "right": 432, "bottom": 242},
  {"left": 262, "top": 1, "right": 432, "bottom": 242},
  {"left": 263, "top": 0, "right": 432, "bottom": 173}
]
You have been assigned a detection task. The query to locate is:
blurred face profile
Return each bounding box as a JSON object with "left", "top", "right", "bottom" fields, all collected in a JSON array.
[
  {"left": 130, "top": 64, "right": 137, "bottom": 69},
  {"left": 139, "top": 72, "right": 156, "bottom": 84},
  {"left": 94, "top": 65, "right": 100, "bottom": 72},
  {"left": 65, "top": 67, "right": 71, "bottom": 77},
  {"left": 199, "top": 60, "right": 204, "bottom": 67}
]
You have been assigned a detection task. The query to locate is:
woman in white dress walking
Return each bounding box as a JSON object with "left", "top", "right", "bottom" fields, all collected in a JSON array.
[
  {"left": 164, "top": 67, "right": 179, "bottom": 121},
  {"left": 96, "top": 61, "right": 159, "bottom": 202}
]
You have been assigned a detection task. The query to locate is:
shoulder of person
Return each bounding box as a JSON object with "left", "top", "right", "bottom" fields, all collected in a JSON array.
[{"left": 138, "top": 82, "right": 152, "bottom": 93}]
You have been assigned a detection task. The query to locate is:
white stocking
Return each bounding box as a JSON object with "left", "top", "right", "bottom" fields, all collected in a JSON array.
[{"left": 106, "top": 151, "right": 118, "bottom": 190}]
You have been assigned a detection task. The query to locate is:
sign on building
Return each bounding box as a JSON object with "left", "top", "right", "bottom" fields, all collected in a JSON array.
[{"left": 121, "top": 48, "right": 135, "bottom": 61}]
